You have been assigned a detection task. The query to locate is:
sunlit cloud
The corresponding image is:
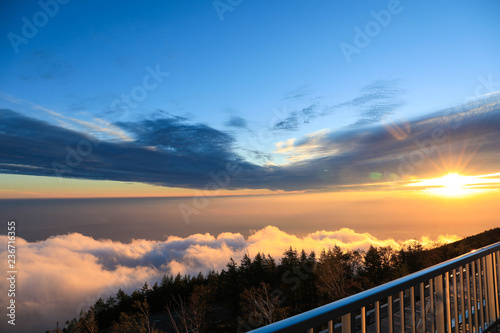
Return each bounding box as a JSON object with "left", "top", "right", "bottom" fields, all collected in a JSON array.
[
  {"left": 0, "top": 92, "right": 132, "bottom": 141},
  {"left": 274, "top": 129, "right": 336, "bottom": 164}
]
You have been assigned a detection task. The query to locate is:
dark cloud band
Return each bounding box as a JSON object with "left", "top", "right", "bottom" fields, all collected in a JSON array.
[{"left": 1, "top": 94, "right": 499, "bottom": 191}]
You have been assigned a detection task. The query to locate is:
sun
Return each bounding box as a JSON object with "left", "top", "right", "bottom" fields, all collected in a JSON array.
[
  {"left": 407, "top": 173, "right": 486, "bottom": 197},
  {"left": 437, "top": 173, "right": 467, "bottom": 194}
]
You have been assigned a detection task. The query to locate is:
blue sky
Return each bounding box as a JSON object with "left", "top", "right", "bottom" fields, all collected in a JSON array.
[{"left": 1, "top": 0, "right": 500, "bottom": 195}]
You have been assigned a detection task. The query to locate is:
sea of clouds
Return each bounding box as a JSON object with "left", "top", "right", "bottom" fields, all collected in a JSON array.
[{"left": 0, "top": 225, "right": 460, "bottom": 332}]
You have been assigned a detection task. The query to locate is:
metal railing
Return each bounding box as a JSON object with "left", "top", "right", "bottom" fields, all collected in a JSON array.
[{"left": 251, "top": 241, "right": 500, "bottom": 333}]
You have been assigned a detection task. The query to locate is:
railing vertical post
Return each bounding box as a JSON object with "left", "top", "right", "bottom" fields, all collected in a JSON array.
[
  {"left": 375, "top": 300, "right": 381, "bottom": 333},
  {"left": 445, "top": 271, "right": 452, "bottom": 332},
  {"left": 482, "top": 256, "right": 489, "bottom": 326},
  {"left": 410, "top": 286, "right": 416, "bottom": 333},
  {"left": 341, "top": 313, "right": 350, "bottom": 333},
  {"left": 452, "top": 269, "right": 459, "bottom": 333},
  {"left": 419, "top": 282, "right": 426, "bottom": 333},
  {"left": 430, "top": 279, "right": 435, "bottom": 333},
  {"left": 486, "top": 253, "right": 496, "bottom": 326},
  {"left": 459, "top": 266, "right": 466, "bottom": 332},
  {"left": 435, "top": 275, "right": 446, "bottom": 333},
  {"left": 472, "top": 260, "right": 479, "bottom": 332},
  {"left": 388, "top": 295, "right": 394, "bottom": 333},
  {"left": 399, "top": 290, "right": 405, "bottom": 333},
  {"left": 479, "top": 258, "right": 485, "bottom": 329},
  {"left": 361, "top": 306, "right": 366, "bottom": 333},
  {"left": 328, "top": 320, "right": 334, "bottom": 333},
  {"left": 466, "top": 263, "right": 472, "bottom": 331}
]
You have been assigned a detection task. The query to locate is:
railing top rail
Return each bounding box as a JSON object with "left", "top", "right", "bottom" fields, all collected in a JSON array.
[{"left": 250, "top": 240, "right": 500, "bottom": 333}]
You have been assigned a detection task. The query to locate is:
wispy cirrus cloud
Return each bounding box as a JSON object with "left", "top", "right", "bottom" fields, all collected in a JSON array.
[
  {"left": 342, "top": 79, "right": 405, "bottom": 125},
  {"left": 272, "top": 103, "right": 321, "bottom": 131},
  {"left": 282, "top": 85, "right": 315, "bottom": 101},
  {"left": 271, "top": 79, "right": 404, "bottom": 132},
  {"left": 18, "top": 48, "right": 73, "bottom": 81}
]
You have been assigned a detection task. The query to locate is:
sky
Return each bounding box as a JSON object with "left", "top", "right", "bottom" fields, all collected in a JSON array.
[
  {"left": 1, "top": 1, "right": 500, "bottom": 332},
  {"left": 1, "top": 0, "right": 500, "bottom": 198}
]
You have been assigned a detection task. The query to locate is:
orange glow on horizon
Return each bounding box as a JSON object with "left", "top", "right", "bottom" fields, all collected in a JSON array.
[
  {"left": 2, "top": 171, "right": 500, "bottom": 200},
  {"left": 0, "top": 174, "right": 288, "bottom": 199}
]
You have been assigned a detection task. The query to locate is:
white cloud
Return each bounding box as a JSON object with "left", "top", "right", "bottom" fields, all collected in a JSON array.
[
  {"left": 274, "top": 129, "right": 336, "bottom": 164},
  {"left": 0, "top": 91, "right": 133, "bottom": 142},
  {"left": 0, "top": 226, "right": 460, "bottom": 332}
]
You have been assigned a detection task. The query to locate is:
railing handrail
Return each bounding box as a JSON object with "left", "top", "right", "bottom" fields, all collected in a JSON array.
[{"left": 250, "top": 240, "right": 500, "bottom": 333}]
